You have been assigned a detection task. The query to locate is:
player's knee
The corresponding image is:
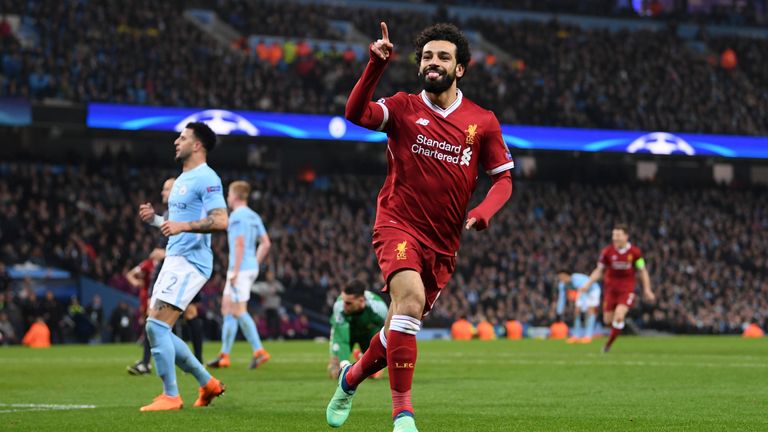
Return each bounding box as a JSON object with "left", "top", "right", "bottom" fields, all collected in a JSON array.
[{"left": 393, "top": 298, "right": 423, "bottom": 319}]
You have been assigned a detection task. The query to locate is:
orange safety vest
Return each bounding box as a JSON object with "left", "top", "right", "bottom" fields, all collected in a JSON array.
[
  {"left": 743, "top": 324, "right": 764, "bottom": 338},
  {"left": 451, "top": 319, "right": 474, "bottom": 340},
  {"left": 477, "top": 321, "right": 496, "bottom": 340},
  {"left": 505, "top": 320, "right": 523, "bottom": 340},
  {"left": 22, "top": 321, "right": 51, "bottom": 348},
  {"left": 549, "top": 321, "right": 569, "bottom": 339}
]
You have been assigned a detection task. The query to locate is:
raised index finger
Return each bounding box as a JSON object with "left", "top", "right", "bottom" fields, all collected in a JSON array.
[{"left": 381, "top": 22, "right": 389, "bottom": 41}]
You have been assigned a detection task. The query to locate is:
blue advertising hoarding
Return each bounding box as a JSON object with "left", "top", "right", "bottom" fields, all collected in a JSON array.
[
  {"left": 0, "top": 98, "right": 32, "bottom": 126},
  {"left": 87, "top": 103, "right": 768, "bottom": 159}
]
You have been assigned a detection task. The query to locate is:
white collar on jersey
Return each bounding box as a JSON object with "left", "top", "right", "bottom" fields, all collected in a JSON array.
[
  {"left": 615, "top": 243, "right": 632, "bottom": 254},
  {"left": 420, "top": 89, "right": 463, "bottom": 118}
]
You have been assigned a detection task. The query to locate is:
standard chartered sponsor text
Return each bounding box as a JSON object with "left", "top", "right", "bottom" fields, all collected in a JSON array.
[{"left": 412, "top": 134, "right": 464, "bottom": 165}]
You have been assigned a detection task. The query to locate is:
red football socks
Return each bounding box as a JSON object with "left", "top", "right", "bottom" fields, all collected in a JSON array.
[
  {"left": 604, "top": 321, "right": 625, "bottom": 351},
  {"left": 387, "top": 315, "right": 421, "bottom": 419},
  {"left": 345, "top": 329, "right": 388, "bottom": 390}
]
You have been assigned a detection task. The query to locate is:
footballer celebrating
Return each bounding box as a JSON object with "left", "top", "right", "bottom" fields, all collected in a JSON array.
[
  {"left": 326, "top": 22, "right": 514, "bottom": 432},
  {"left": 579, "top": 224, "right": 656, "bottom": 353}
]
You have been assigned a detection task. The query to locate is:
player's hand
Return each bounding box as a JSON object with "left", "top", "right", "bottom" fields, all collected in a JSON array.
[
  {"left": 229, "top": 272, "right": 238, "bottom": 287},
  {"left": 371, "top": 21, "right": 393, "bottom": 61},
  {"left": 644, "top": 290, "right": 656, "bottom": 303},
  {"left": 160, "top": 220, "right": 186, "bottom": 237},
  {"left": 465, "top": 216, "right": 487, "bottom": 231},
  {"left": 465, "top": 208, "right": 489, "bottom": 231},
  {"left": 139, "top": 202, "right": 156, "bottom": 223},
  {"left": 577, "top": 286, "right": 588, "bottom": 295}
]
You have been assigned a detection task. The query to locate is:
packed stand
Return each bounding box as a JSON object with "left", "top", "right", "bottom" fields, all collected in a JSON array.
[
  {"left": 3, "top": 1, "right": 768, "bottom": 135},
  {"left": 466, "top": 18, "right": 768, "bottom": 135},
  {"left": 206, "top": 0, "right": 343, "bottom": 40},
  {"left": 1, "top": 161, "right": 766, "bottom": 345}
]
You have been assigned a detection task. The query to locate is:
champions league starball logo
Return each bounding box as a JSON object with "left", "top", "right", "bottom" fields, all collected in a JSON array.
[
  {"left": 174, "top": 110, "right": 259, "bottom": 136},
  {"left": 627, "top": 132, "right": 695, "bottom": 156}
]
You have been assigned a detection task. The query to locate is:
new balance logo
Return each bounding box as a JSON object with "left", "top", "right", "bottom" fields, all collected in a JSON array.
[
  {"left": 415, "top": 118, "right": 430, "bottom": 126},
  {"left": 460, "top": 147, "right": 473, "bottom": 166}
]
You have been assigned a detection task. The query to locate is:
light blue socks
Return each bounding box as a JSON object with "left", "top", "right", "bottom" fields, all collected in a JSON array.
[
  {"left": 585, "top": 314, "right": 597, "bottom": 339},
  {"left": 237, "top": 312, "right": 263, "bottom": 352},
  {"left": 171, "top": 332, "right": 211, "bottom": 386},
  {"left": 573, "top": 314, "right": 583, "bottom": 338},
  {"left": 220, "top": 314, "right": 238, "bottom": 354},
  {"left": 146, "top": 319, "right": 178, "bottom": 396}
]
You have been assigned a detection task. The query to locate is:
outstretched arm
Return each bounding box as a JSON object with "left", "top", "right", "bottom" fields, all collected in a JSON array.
[
  {"left": 345, "top": 22, "right": 393, "bottom": 130},
  {"left": 465, "top": 171, "right": 513, "bottom": 231}
]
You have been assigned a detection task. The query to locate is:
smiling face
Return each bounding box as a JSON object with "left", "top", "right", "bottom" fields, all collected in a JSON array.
[{"left": 419, "top": 40, "right": 465, "bottom": 94}]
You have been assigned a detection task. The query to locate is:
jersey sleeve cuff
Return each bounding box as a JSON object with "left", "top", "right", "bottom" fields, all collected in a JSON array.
[{"left": 486, "top": 161, "right": 515, "bottom": 176}]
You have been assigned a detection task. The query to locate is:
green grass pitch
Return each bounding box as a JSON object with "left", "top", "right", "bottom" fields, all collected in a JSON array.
[{"left": 1, "top": 337, "right": 766, "bottom": 431}]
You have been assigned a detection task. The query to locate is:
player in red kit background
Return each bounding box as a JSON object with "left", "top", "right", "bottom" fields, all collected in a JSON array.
[
  {"left": 579, "top": 224, "right": 655, "bottom": 353},
  {"left": 326, "top": 22, "right": 514, "bottom": 432}
]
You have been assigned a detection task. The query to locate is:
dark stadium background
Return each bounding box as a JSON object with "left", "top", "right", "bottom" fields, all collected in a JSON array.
[{"left": 1, "top": 0, "right": 766, "bottom": 347}]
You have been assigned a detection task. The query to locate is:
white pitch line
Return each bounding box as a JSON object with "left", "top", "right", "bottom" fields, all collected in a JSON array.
[{"left": 0, "top": 403, "right": 96, "bottom": 414}]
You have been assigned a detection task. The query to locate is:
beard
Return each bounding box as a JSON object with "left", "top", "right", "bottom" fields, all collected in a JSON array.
[
  {"left": 419, "top": 66, "right": 456, "bottom": 94},
  {"left": 175, "top": 149, "right": 190, "bottom": 163}
]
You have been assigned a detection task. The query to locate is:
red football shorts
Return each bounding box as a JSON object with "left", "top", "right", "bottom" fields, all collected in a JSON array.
[
  {"left": 603, "top": 288, "right": 636, "bottom": 312},
  {"left": 373, "top": 227, "right": 456, "bottom": 316}
]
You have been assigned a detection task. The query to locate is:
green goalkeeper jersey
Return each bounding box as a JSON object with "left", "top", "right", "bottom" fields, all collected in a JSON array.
[{"left": 329, "top": 291, "right": 388, "bottom": 360}]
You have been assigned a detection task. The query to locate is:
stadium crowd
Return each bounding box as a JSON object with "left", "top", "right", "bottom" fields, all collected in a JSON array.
[
  {"left": 2, "top": 0, "right": 768, "bottom": 135},
  {"left": 1, "top": 161, "right": 766, "bottom": 345}
]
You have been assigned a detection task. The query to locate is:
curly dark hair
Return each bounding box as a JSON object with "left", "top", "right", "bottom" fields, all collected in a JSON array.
[
  {"left": 342, "top": 279, "right": 366, "bottom": 297},
  {"left": 414, "top": 23, "right": 471, "bottom": 70},
  {"left": 186, "top": 122, "right": 217, "bottom": 152}
]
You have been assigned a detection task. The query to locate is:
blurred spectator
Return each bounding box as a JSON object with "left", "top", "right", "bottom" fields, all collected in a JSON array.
[
  {"left": 39, "top": 290, "right": 63, "bottom": 343},
  {"left": 86, "top": 295, "right": 104, "bottom": 342},
  {"left": 290, "top": 304, "right": 310, "bottom": 339},
  {"left": 0, "top": 311, "right": 17, "bottom": 345},
  {"left": 0, "top": 290, "right": 24, "bottom": 340},
  {"left": 64, "top": 296, "right": 92, "bottom": 344},
  {"left": 0, "top": 263, "right": 9, "bottom": 291},
  {"left": 109, "top": 301, "right": 134, "bottom": 343},
  {"left": 279, "top": 312, "right": 294, "bottom": 339},
  {"left": 258, "top": 270, "right": 285, "bottom": 339}
]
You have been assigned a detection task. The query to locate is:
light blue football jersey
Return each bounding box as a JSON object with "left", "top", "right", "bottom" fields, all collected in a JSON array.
[
  {"left": 227, "top": 206, "right": 267, "bottom": 271},
  {"left": 166, "top": 163, "right": 226, "bottom": 277},
  {"left": 556, "top": 273, "right": 601, "bottom": 314}
]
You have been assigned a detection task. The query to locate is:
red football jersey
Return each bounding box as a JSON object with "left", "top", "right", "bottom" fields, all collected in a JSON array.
[
  {"left": 137, "top": 259, "right": 155, "bottom": 312},
  {"left": 373, "top": 89, "right": 515, "bottom": 255},
  {"left": 598, "top": 243, "right": 643, "bottom": 292}
]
